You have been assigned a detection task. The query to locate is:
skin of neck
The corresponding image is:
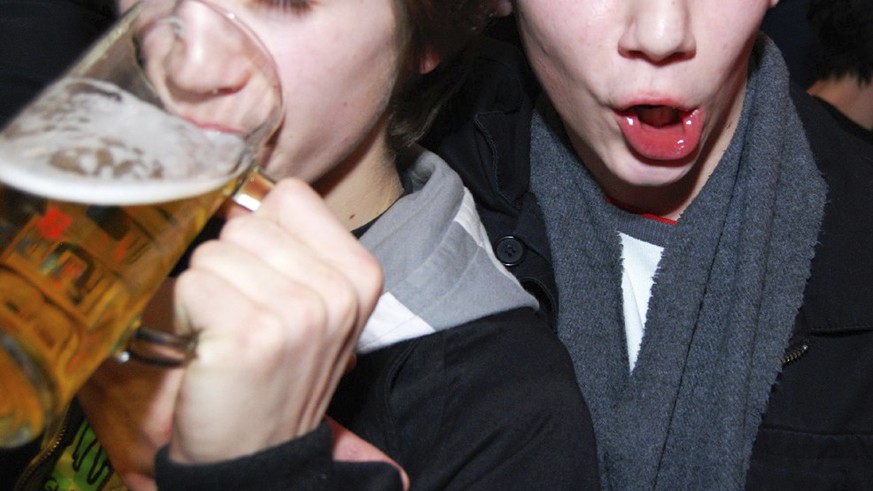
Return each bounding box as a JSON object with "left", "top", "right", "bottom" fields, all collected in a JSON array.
[
  {"left": 313, "top": 115, "right": 404, "bottom": 231},
  {"left": 808, "top": 75, "right": 873, "bottom": 131}
]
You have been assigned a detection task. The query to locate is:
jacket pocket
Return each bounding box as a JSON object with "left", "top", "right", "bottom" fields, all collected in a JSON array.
[
  {"left": 748, "top": 328, "right": 873, "bottom": 490},
  {"left": 746, "top": 427, "right": 873, "bottom": 490}
]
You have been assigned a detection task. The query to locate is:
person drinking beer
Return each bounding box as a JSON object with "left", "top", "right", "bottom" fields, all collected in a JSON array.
[{"left": 7, "top": 0, "right": 600, "bottom": 489}]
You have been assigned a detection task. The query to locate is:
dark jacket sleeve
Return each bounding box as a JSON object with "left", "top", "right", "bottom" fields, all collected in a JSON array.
[
  {"left": 0, "top": 0, "right": 115, "bottom": 126},
  {"left": 744, "top": 81, "right": 873, "bottom": 491},
  {"left": 154, "top": 421, "right": 404, "bottom": 491},
  {"left": 330, "top": 308, "right": 600, "bottom": 490}
]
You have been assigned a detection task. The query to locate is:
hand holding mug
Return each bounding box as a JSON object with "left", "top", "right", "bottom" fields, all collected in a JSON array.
[{"left": 0, "top": 0, "right": 282, "bottom": 447}]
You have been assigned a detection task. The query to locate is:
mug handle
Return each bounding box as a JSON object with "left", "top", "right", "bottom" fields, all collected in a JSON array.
[{"left": 118, "top": 166, "right": 275, "bottom": 367}]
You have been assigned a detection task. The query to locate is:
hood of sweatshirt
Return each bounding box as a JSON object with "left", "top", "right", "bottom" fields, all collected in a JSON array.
[{"left": 357, "top": 148, "right": 538, "bottom": 353}]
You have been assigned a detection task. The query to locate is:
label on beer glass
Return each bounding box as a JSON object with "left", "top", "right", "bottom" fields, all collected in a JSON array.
[{"left": 0, "top": 77, "right": 247, "bottom": 419}]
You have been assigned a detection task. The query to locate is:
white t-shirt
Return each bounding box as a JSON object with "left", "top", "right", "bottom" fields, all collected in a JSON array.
[
  {"left": 620, "top": 233, "right": 664, "bottom": 370},
  {"left": 611, "top": 205, "right": 674, "bottom": 371}
]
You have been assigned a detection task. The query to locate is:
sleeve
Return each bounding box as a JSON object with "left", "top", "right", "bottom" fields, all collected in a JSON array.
[
  {"left": 429, "top": 309, "right": 601, "bottom": 490},
  {"left": 154, "top": 420, "right": 404, "bottom": 491},
  {"left": 0, "top": 0, "right": 116, "bottom": 125}
]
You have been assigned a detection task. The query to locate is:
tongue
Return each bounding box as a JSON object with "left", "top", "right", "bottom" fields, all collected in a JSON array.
[{"left": 616, "top": 107, "right": 702, "bottom": 161}]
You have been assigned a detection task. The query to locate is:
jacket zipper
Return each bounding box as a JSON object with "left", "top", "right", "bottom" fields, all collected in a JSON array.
[
  {"left": 14, "top": 405, "right": 72, "bottom": 491},
  {"left": 781, "top": 341, "right": 809, "bottom": 366}
]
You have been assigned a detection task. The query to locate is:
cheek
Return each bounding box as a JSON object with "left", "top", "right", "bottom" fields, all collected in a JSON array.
[
  {"left": 244, "top": 7, "right": 399, "bottom": 179},
  {"left": 702, "top": 0, "right": 770, "bottom": 53},
  {"left": 261, "top": 51, "right": 397, "bottom": 180},
  {"left": 697, "top": 17, "right": 760, "bottom": 98},
  {"left": 519, "top": 2, "right": 615, "bottom": 109}
]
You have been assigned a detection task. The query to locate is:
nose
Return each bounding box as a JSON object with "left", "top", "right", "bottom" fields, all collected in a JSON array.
[
  {"left": 138, "top": 0, "right": 281, "bottom": 133},
  {"left": 160, "top": 1, "right": 253, "bottom": 97},
  {"left": 618, "top": 0, "right": 696, "bottom": 64}
]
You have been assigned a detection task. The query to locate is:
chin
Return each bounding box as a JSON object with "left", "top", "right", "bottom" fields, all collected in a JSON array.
[{"left": 616, "top": 159, "right": 695, "bottom": 188}]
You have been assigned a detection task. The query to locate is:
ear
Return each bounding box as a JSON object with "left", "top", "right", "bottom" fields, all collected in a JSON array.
[
  {"left": 768, "top": 0, "right": 780, "bottom": 7},
  {"left": 493, "top": 0, "right": 513, "bottom": 17},
  {"left": 419, "top": 47, "right": 441, "bottom": 75}
]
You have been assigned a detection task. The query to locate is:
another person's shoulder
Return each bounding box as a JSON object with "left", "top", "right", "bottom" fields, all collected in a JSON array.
[
  {"left": 343, "top": 309, "right": 599, "bottom": 490},
  {"left": 791, "top": 81, "right": 873, "bottom": 320},
  {"left": 350, "top": 307, "right": 582, "bottom": 407},
  {"left": 441, "top": 308, "right": 578, "bottom": 389},
  {"left": 791, "top": 83, "right": 873, "bottom": 173}
]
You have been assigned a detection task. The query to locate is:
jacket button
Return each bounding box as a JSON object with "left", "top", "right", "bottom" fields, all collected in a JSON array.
[{"left": 495, "top": 236, "right": 525, "bottom": 266}]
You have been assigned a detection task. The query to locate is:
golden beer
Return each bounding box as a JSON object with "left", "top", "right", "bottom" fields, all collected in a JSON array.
[{"left": 0, "top": 77, "right": 249, "bottom": 446}]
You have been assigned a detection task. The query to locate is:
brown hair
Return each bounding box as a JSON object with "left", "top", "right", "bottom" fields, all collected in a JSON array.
[
  {"left": 808, "top": 0, "right": 873, "bottom": 84},
  {"left": 389, "top": 0, "right": 493, "bottom": 150}
]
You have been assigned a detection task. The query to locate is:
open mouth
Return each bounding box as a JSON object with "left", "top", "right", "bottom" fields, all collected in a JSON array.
[
  {"left": 616, "top": 104, "right": 703, "bottom": 161},
  {"left": 635, "top": 105, "right": 684, "bottom": 127}
]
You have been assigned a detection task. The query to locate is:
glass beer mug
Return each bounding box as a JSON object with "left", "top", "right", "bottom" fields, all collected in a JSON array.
[{"left": 0, "top": 0, "right": 283, "bottom": 446}]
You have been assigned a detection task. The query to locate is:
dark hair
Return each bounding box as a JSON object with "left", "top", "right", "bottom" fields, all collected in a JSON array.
[
  {"left": 807, "top": 0, "right": 873, "bottom": 84},
  {"left": 389, "top": 0, "right": 493, "bottom": 150}
]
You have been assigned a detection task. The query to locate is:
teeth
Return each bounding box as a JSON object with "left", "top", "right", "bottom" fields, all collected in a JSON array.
[{"left": 635, "top": 105, "right": 681, "bottom": 127}]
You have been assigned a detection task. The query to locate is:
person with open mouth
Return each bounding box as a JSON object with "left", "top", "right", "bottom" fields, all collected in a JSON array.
[{"left": 424, "top": 0, "right": 873, "bottom": 489}]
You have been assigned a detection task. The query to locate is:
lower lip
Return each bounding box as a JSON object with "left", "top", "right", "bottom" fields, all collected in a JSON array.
[{"left": 615, "top": 108, "right": 703, "bottom": 161}]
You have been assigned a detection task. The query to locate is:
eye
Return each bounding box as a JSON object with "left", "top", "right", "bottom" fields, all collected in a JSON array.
[{"left": 266, "top": 0, "right": 312, "bottom": 12}]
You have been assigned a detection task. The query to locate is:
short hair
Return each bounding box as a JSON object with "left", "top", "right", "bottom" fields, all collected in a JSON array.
[
  {"left": 389, "top": 0, "right": 493, "bottom": 150},
  {"left": 807, "top": 0, "right": 873, "bottom": 84}
]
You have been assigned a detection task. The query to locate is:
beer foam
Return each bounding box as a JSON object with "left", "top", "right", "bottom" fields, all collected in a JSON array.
[{"left": 0, "top": 78, "right": 248, "bottom": 205}]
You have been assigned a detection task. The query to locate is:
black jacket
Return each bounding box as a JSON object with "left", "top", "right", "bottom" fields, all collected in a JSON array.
[
  {"left": 330, "top": 309, "right": 599, "bottom": 491},
  {"left": 423, "top": 39, "right": 873, "bottom": 490},
  {"left": 155, "top": 152, "right": 602, "bottom": 490},
  {"left": 152, "top": 311, "right": 599, "bottom": 491},
  {"left": 0, "top": 0, "right": 115, "bottom": 127}
]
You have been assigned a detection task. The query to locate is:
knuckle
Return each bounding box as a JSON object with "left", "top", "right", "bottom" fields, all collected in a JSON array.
[
  {"left": 186, "top": 240, "right": 225, "bottom": 267},
  {"left": 228, "top": 311, "right": 286, "bottom": 364},
  {"left": 218, "top": 215, "right": 259, "bottom": 242},
  {"left": 352, "top": 250, "right": 384, "bottom": 306},
  {"left": 266, "top": 178, "right": 310, "bottom": 209},
  {"left": 280, "top": 286, "right": 329, "bottom": 334},
  {"left": 247, "top": 309, "right": 286, "bottom": 345},
  {"left": 319, "top": 270, "right": 361, "bottom": 320}
]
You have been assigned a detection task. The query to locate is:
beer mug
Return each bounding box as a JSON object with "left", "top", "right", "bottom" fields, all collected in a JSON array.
[{"left": 0, "top": 0, "right": 283, "bottom": 447}]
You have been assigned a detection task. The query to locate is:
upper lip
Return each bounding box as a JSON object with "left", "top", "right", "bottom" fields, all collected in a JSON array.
[{"left": 614, "top": 98, "right": 694, "bottom": 114}]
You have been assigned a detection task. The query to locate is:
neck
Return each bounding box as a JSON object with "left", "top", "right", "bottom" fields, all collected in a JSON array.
[
  {"left": 313, "top": 120, "right": 403, "bottom": 231},
  {"left": 808, "top": 76, "right": 873, "bottom": 131}
]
